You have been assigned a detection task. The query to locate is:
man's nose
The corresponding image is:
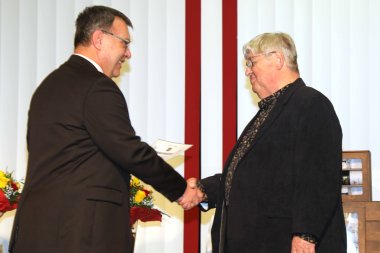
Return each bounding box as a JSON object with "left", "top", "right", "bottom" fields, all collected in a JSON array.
[{"left": 125, "top": 48, "right": 132, "bottom": 59}]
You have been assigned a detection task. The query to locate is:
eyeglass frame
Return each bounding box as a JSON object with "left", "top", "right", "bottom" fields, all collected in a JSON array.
[
  {"left": 245, "top": 51, "right": 277, "bottom": 68},
  {"left": 101, "top": 30, "right": 131, "bottom": 49}
]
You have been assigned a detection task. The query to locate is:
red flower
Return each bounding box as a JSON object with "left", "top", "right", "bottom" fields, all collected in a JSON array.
[
  {"left": 143, "top": 189, "right": 151, "bottom": 196},
  {"left": 0, "top": 170, "right": 22, "bottom": 216},
  {"left": 130, "top": 206, "right": 162, "bottom": 225},
  {"left": 0, "top": 191, "right": 13, "bottom": 212},
  {"left": 11, "top": 181, "right": 18, "bottom": 191}
]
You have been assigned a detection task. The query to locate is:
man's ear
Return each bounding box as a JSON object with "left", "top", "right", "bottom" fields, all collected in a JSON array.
[
  {"left": 275, "top": 52, "right": 285, "bottom": 70},
  {"left": 92, "top": 30, "right": 103, "bottom": 50}
]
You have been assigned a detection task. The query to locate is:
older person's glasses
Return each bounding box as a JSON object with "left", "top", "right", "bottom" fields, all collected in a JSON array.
[
  {"left": 245, "top": 51, "right": 277, "bottom": 68},
  {"left": 101, "top": 30, "right": 130, "bottom": 49}
]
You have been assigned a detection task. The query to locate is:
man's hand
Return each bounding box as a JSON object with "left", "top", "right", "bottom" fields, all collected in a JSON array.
[
  {"left": 177, "top": 178, "right": 204, "bottom": 210},
  {"left": 187, "top": 177, "right": 197, "bottom": 189},
  {"left": 291, "top": 236, "right": 316, "bottom": 253}
]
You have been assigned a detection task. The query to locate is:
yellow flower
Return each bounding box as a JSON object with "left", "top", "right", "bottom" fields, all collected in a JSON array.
[
  {"left": 131, "top": 177, "right": 140, "bottom": 187},
  {"left": 134, "top": 190, "right": 146, "bottom": 203},
  {"left": 0, "top": 171, "right": 10, "bottom": 189}
]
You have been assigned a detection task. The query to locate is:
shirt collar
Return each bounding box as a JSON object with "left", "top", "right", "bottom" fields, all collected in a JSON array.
[
  {"left": 258, "top": 84, "right": 290, "bottom": 110},
  {"left": 74, "top": 53, "right": 103, "bottom": 73}
]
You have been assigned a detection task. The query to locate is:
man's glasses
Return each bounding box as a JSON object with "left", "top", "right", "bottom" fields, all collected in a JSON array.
[
  {"left": 245, "top": 51, "right": 277, "bottom": 68},
  {"left": 101, "top": 30, "right": 130, "bottom": 49}
]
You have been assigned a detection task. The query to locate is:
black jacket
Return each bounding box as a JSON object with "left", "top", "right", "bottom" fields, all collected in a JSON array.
[
  {"left": 202, "top": 78, "right": 346, "bottom": 253},
  {"left": 9, "top": 55, "right": 186, "bottom": 253}
]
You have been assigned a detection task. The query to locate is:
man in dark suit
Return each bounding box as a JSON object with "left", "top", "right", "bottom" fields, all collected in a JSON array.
[
  {"left": 191, "top": 32, "right": 347, "bottom": 253},
  {"left": 9, "top": 6, "right": 202, "bottom": 253}
]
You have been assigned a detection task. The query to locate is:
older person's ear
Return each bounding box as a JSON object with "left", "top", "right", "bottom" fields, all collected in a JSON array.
[{"left": 275, "top": 51, "right": 285, "bottom": 70}]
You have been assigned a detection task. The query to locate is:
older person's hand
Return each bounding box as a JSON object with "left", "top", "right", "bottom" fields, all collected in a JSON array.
[{"left": 291, "top": 236, "right": 316, "bottom": 253}]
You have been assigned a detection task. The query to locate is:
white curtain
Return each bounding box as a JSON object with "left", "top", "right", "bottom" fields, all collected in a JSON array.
[
  {"left": 236, "top": 0, "right": 380, "bottom": 203},
  {"left": 1, "top": 0, "right": 380, "bottom": 252},
  {"left": 0, "top": 0, "right": 186, "bottom": 252}
]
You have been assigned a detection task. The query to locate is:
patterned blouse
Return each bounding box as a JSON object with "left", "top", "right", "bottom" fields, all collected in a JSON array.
[{"left": 224, "top": 85, "right": 290, "bottom": 206}]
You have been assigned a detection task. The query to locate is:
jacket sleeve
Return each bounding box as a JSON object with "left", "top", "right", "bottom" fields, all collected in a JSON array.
[
  {"left": 83, "top": 77, "right": 186, "bottom": 202},
  {"left": 291, "top": 91, "right": 343, "bottom": 240},
  {"left": 200, "top": 173, "right": 222, "bottom": 210}
]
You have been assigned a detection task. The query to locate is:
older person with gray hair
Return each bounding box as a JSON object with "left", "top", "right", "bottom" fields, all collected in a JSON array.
[{"left": 191, "top": 32, "right": 346, "bottom": 253}]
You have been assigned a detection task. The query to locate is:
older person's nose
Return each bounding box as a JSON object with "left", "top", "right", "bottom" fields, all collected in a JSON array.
[{"left": 245, "top": 67, "right": 252, "bottom": 76}]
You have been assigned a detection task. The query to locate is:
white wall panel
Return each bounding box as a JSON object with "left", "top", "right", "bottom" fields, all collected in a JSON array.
[
  {"left": 128, "top": 0, "right": 149, "bottom": 137},
  {"left": 311, "top": 0, "right": 331, "bottom": 96},
  {"left": 94, "top": 0, "right": 112, "bottom": 6},
  {"left": 257, "top": 0, "right": 276, "bottom": 31},
  {"left": 201, "top": 1, "right": 222, "bottom": 251},
  {"left": 201, "top": 0, "right": 222, "bottom": 181},
  {"left": 162, "top": 1, "right": 186, "bottom": 250},
  {"left": 349, "top": 0, "right": 369, "bottom": 148},
  {"left": 0, "top": 0, "right": 19, "bottom": 173},
  {"left": 275, "top": 0, "right": 294, "bottom": 32},
  {"left": 16, "top": 0, "right": 38, "bottom": 180},
  {"left": 113, "top": 0, "right": 132, "bottom": 108},
  {"left": 36, "top": 0, "right": 56, "bottom": 84},
  {"left": 330, "top": 0, "right": 351, "bottom": 149},
  {"left": 132, "top": 0, "right": 186, "bottom": 252},
  {"left": 74, "top": 0, "right": 94, "bottom": 15},
  {"left": 293, "top": 0, "right": 312, "bottom": 82},
  {"left": 56, "top": 0, "right": 75, "bottom": 65},
  {"left": 0, "top": 1, "right": 19, "bottom": 249},
  {"left": 237, "top": 0, "right": 260, "bottom": 135},
  {"left": 147, "top": 0, "right": 167, "bottom": 142},
  {"left": 165, "top": 0, "right": 185, "bottom": 143},
  {"left": 368, "top": 0, "right": 380, "bottom": 202}
]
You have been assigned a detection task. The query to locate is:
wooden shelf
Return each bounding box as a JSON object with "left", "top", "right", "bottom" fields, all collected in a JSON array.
[
  {"left": 342, "top": 151, "right": 379, "bottom": 252},
  {"left": 342, "top": 150, "right": 371, "bottom": 202},
  {"left": 344, "top": 202, "right": 380, "bottom": 253}
]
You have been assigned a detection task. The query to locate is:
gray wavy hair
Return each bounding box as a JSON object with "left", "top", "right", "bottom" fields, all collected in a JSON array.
[{"left": 243, "top": 32, "right": 299, "bottom": 73}]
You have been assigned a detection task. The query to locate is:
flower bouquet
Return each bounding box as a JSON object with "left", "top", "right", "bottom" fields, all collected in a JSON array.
[
  {"left": 129, "top": 176, "right": 162, "bottom": 225},
  {"left": 0, "top": 170, "right": 22, "bottom": 216}
]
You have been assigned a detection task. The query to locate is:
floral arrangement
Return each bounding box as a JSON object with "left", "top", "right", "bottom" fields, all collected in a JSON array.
[
  {"left": 129, "top": 176, "right": 162, "bottom": 225},
  {"left": 0, "top": 169, "right": 22, "bottom": 214}
]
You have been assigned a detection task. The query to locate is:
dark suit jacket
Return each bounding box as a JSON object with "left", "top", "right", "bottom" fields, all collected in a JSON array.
[
  {"left": 202, "top": 78, "right": 346, "bottom": 253},
  {"left": 9, "top": 55, "right": 187, "bottom": 253}
]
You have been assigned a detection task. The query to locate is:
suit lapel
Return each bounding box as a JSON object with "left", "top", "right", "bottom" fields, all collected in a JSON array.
[
  {"left": 221, "top": 79, "right": 305, "bottom": 181},
  {"left": 221, "top": 114, "right": 259, "bottom": 179},
  {"left": 239, "top": 79, "right": 305, "bottom": 162}
]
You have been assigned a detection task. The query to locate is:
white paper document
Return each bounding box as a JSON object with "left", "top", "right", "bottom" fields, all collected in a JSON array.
[{"left": 152, "top": 139, "right": 193, "bottom": 161}]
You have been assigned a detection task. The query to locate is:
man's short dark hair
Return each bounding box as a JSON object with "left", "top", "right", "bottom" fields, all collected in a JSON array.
[{"left": 74, "top": 5, "right": 133, "bottom": 48}]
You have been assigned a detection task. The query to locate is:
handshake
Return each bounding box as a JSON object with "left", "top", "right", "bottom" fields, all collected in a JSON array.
[{"left": 177, "top": 178, "right": 207, "bottom": 210}]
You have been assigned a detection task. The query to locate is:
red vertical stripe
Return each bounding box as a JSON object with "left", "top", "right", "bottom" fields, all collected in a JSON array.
[
  {"left": 184, "top": 0, "right": 237, "bottom": 251},
  {"left": 222, "top": 0, "right": 238, "bottom": 162},
  {"left": 184, "top": 0, "right": 201, "bottom": 252}
]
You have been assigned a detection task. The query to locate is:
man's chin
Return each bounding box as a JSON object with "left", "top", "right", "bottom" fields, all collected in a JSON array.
[{"left": 111, "top": 69, "right": 121, "bottom": 78}]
